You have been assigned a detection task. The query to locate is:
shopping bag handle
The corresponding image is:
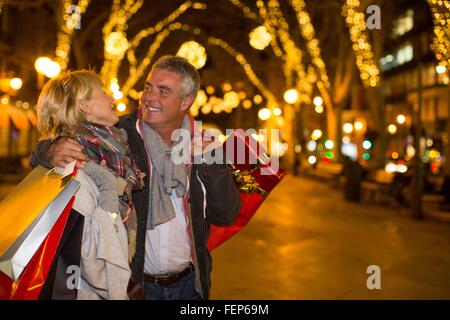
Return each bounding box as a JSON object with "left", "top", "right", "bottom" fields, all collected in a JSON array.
[{"left": 45, "top": 161, "right": 77, "bottom": 179}]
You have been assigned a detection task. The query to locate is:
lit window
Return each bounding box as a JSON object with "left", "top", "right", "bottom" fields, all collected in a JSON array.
[
  {"left": 392, "top": 10, "right": 414, "bottom": 38},
  {"left": 380, "top": 45, "right": 414, "bottom": 71},
  {"left": 397, "top": 45, "right": 413, "bottom": 65}
]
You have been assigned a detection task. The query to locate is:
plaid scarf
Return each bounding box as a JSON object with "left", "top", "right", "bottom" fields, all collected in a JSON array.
[
  {"left": 75, "top": 121, "right": 144, "bottom": 261},
  {"left": 76, "top": 121, "right": 144, "bottom": 191}
]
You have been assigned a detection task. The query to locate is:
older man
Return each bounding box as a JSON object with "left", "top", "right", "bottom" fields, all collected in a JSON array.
[{"left": 31, "top": 56, "right": 241, "bottom": 300}]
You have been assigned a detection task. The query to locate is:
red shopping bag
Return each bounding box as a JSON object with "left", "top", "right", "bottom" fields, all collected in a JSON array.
[
  {"left": 207, "top": 130, "right": 287, "bottom": 251},
  {"left": 0, "top": 197, "right": 75, "bottom": 300}
]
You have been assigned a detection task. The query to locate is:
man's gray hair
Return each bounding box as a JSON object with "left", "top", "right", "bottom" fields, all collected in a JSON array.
[{"left": 151, "top": 55, "right": 200, "bottom": 100}]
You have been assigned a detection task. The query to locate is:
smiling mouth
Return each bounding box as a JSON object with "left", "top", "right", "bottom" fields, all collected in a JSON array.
[{"left": 143, "top": 101, "right": 161, "bottom": 112}]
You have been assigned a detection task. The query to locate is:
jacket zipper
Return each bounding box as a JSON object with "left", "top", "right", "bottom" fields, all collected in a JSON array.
[{"left": 185, "top": 166, "right": 203, "bottom": 298}]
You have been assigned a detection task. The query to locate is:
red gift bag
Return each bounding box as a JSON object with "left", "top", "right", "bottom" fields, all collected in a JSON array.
[
  {"left": 207, "top": 130, "right": 287, "bottom": 251},
  {"left": 0, "top": 197, "right": 75, "bottom": 300}
]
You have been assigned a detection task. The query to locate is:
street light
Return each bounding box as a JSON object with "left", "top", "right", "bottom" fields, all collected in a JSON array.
[
  {"left": 273, "top": 107, "right": 282, "bottom": 116},
  {"left": 313, "top": 96, "right": 323, "bottom": 106},
  {"left": 314, "top": 105, "right": 324, "bottom": 114},
  {"left": 34, "top": 57, "right": 61, "bottom": 78},
  {"left": 324, "top": 140, "right": 334, "bottom": 149},
  {"left": 343, "top": 123, "right": 354, "bottom": 134},
  {"left": 311, "top": 129, "right": 322, "bottom": 140},
  {"left": 9, "top": 78, "right": 23, "bottom": 90},
  {"left": 116, "top": 102, "right": 126, "bottom": 112},
  {"left": 283, "top": 88, "right": 299, "bottom": 104},
  {"left": 387, "top": 124, "right": 398, "bottom": 135},
  {"left": 397, "top": 114, "right": 406, "bottom": 124},
  {"left": 436, "top": 65, "right": 447, "bottom": 74},
  {"left": 113, "top": 91, "right": 124, "bottom": 100},
  {"left": 354, "top": 121, "right": 364, "bottom": 132},
  {"left": 109, "top": 82, "right": 120, "bottom": 93},
  {"left": 258, "top": 108, "right": 271, "bottom": 120},
  {"left": 34, "top": 57, "right": 52, "bottom": 74},
  {"left": 45, "top": 61, "right": 61, "bottom": 78}
]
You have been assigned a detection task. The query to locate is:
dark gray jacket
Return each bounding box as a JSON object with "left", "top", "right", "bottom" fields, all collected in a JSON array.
[{"left": 31, "top": 110, "right": 241, "bottom": 299}]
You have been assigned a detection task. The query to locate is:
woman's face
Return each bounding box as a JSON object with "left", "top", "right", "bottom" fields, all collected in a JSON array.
[{"left": 82, "top": 87, "right": 118, "bottom": 126}]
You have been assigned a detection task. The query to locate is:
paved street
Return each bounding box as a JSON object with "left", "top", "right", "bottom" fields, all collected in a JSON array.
[
  {"left": 1, "top": 174, "right": 450, "bottom": 300},
  {"left": 210, "top": 175, "right": 450, "bottom": 299}
]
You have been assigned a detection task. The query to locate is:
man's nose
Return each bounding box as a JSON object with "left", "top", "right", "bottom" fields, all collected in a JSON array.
[{"left": 142, "top": 89, "right": 156, "bottom": 101}]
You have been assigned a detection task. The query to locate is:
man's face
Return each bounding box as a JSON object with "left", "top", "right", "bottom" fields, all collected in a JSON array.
[{"left": 140, "top": 68, "right": 191, "bottom": 130}]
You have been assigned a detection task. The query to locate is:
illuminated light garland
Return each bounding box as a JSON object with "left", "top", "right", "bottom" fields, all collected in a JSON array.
[
  {"left": 228, "top": 0, "right": 284, "bottom": 58},
  {"left": 228, "top": 0, "right": 259, "bottom": 20},
  {"left": 266, "top": 0, "right": 315, "bottom": 100},
  {"left": 121, "top": 26, "right": 174, "bottom": 96},
  {"left": 177, "top": 41, "right": 207, "bottom": 69},
  {"left": 104, "top": 1, "right": 206, "bottom": 90},
  {"left": 207, "top": 35, "right": 278, "bottom": 106},
  {"left": 427, "top": 0, "right": 450, "bottom": 68},
  {"left": 120, "top": 1, "right": 206, "bottom": 97},
  {"left": 249, "top": 26, "right": 272, "bottom": 50},
  {"left": 127, "top": 1, "right": 201, "bottom": 68},
  {"left": 230, "top": 0, "right": 322, "bottom": 104},
  {"left": 342, "top": 0, "right": 380, "bottom": 87},
  {"left": 121, "top": 22, "right": 277, "bottom": 111},
  {"left": 55, "top": 0, "right": 91, "bottom": 70},
  {"left": 100, "top": 0, "right": 144, "bottom": 84},
  {"left": 289, "top": 0, "right": 330, "bottom": 88}
]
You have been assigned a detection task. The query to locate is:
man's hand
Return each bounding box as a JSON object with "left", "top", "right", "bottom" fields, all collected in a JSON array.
[{"left": 48, "top": 137, "right": 88, "bottom": 168}]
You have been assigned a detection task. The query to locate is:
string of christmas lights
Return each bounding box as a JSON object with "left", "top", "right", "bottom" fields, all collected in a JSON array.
[
  {"left": 342, "top": 0, "right": 380, "bottom": 87},
  {"left": 289, "top": 0, "right": 330, "bottom": 88},
  {"left": 265, "top": 0, "right": 314, "bottom": 102},
  {"left": 121, "top": 20, "right": 277, "bottom": 111},
  {"left": 427, "top": 0, "right": 450, "bottom": 68},
  {"left": 99, "top": 0, "right": 143, "bottom": 84},
  {"left": 228, "top": 0, "right": 284, "bottom": 58},
  {"left": 55, "top": 0, "right": 91, "bottom": 70}
]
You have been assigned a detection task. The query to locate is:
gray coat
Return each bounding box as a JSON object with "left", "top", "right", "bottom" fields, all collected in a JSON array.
[{"left": 73, "top": 170, "right": 131, "bottom": 300}]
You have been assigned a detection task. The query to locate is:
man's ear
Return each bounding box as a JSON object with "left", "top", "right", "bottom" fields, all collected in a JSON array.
[{"left": 180, "top": 95, "right": 194, "bottom": 112}]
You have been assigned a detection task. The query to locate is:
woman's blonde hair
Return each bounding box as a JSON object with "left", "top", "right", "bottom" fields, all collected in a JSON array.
[{"left": 37, "top": 70, "right": 104, "bottom": 140}]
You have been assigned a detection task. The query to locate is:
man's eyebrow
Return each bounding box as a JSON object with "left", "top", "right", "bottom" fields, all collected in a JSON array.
[
  {"left": 157, "top": 84, "right": 171, "bottom": 92},
  {"left": 144, "top": 80, "right": 151, "bottom": 86}
]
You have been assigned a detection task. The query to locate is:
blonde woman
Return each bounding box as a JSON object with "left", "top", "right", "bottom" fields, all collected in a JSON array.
[{"left": 36, "top": 70, "right": 143, "bottom": 299}]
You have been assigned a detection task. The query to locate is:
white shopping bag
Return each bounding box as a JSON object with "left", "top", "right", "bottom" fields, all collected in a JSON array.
[{"left": 0, "top": 164, "right": 80, "bottom": 280}]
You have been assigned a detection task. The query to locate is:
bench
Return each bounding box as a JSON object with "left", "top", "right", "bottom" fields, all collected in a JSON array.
[
  {"left": 361, "top": 169, "right": 395, "bottom": 203},
  {"left": 313, "top": 162, "right": 345, "bottom": 186}
]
